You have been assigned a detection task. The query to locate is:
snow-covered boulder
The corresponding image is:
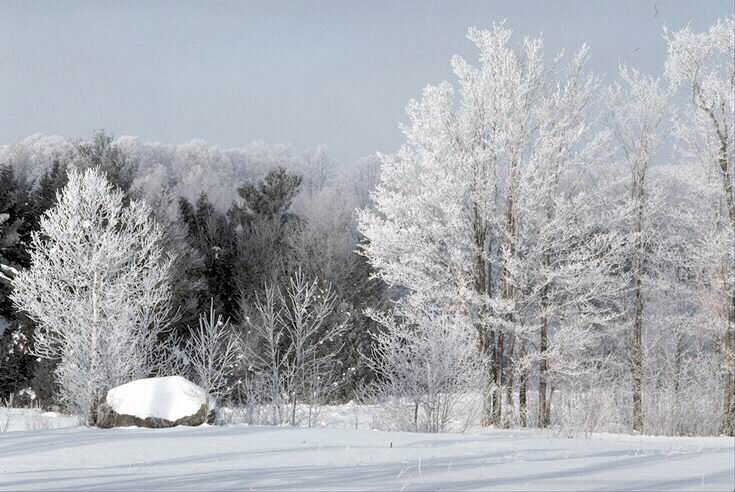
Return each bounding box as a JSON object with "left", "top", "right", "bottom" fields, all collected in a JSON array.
[{"left": 96, "top": 376, "right": 212, "bottom": 428}]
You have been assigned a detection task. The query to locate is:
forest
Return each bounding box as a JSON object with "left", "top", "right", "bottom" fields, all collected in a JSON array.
[{"left": 1, "top": 18, "right": 733, "bottom": 439}]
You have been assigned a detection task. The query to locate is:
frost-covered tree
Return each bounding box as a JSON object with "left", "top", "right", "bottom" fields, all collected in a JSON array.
[
  {"left": 622, "top": 164, "right": 725, "bottom": 436},
  {"left": 359, "top": 24, "right": 615, "bottom": 426},
  {"left": 231, "top": 166, "right": 304, "bottom": 301},
  {"left": 300, "top": 144, "right": 334, "bottom": 196},
  {"left": 11, "top": 168, "right": 175, "bottom": 423},
  {"left": 242, "top": 271, "right": 349, "bottom": 426},
  {"left": 242, "top": 284, "right": 288, "bottom": 425},
  {"left": 665, "top": 17, "right": 735, "bottom": 435},
  {"left": 605, "top": 66, "right": 670, "bottom": 432},
  {"left": 0, "top": 134, "right": 72, "bottom": 183},
  {"left": 70, "top": 130, "right": 139, "bottom": 195},
  {"left": 184, "top": 301, "right": 239, "bottom": 408},
  {"left": 367, "top": 305, "right": 481, "bottom": 432},
  {"left": 279, "top": 270, "right": 349, "bottom": 426}
]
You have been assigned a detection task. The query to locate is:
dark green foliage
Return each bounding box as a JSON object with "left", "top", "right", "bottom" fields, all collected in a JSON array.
[
  {"left": 0, "top": 165, "right": 37, "bottom": 399},
  {"left": 179, "top": 194, "right": 240, "bottom": 321},
  {"left": 30, "top": 357, "right": 59, "bottom": 408},
  {"left": 236, "top": 166, "right": 302, "bottom": 221},
  {"left": 333, "top": 244, "right": 390, "bottom": 401},
  {"left": 230, "top": 167, "right": 304, "bottom": 301},
  {"left": 0, "top": 323, "right": 33, "bottom": 400},
  {"left": 0, "top": 164, "right": 34, "bottom": 270},
  {"left": 163, "top": 222, "right": 207, "bottom": 339}
]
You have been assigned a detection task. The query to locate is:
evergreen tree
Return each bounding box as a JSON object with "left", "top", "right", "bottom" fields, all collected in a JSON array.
[
  {"left": 230, "top": 166, "right": 304, "bottom": 302},
  {"left": 179, "top": 194, "right": 240, "bottom": 320},
  {"left": 0, "top": 164, "right": 35, "bottom": 399}
]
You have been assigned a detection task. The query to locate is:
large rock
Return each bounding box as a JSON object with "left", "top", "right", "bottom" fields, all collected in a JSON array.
[{"left": 96, "top": 376, "right": 214, "bottom": 429}]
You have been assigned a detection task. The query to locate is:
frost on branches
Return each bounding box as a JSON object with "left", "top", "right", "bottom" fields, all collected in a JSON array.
[
  {"left": 605, "top": 65, "right": 671, "bottom": 432},
  {"left": 241, "top": 270, "right": 350, "bottom": 427},
  {"left": 183, "top": 301, "right": 239, "bottom": 409},
  {"left": 11, "top": 167, "right": 176, "bottom": 423},
  {"left": 665, "top": 17, "right": 735, "bottom": 436},
  {"left": 366, "top": 304, "right": 481, "bottom": 433},
  {"left": 359, "top": 23, "right": 623, "bottom": 428}
]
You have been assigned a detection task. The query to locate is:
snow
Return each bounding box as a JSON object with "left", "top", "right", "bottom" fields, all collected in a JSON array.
[
  {"left": 105, "top": 376, "right": 206, "bottom": 422},
  {"left": 0, "top": 418, "right": 732, "bottom": 491},
  {"left": 0, "top": 263, "right": 19, "bottom": 282},
  {"left": 0, "top": 407, "right": 78, "bottom": 433}
]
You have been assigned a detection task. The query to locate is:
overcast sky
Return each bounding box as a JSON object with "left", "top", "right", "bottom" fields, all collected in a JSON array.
[{"left": 1, "top": 0, "right": 732, "bottom": 164}]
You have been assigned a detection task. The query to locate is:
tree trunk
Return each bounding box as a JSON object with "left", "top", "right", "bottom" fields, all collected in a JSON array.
[
  {"left": 718, "top": 147, "right": 735, "bottom": 436},
  {"left": 481, "top": 329, "right": 497, "bottom": 426},
  {"left": 538, "top": 314, "right": 549, "bottom": 428},
  {"left": 723, "top": 321, "right": 734, "bottom": 436},
  {"left": 696, "top": 96, "right": 734, "bottom": 436},
  {"left": 88, "top": 271, "right": 100, "bottom": 426},
  {"left": 519, "top": 364, "right": 528, "bottom": 427},
  {"left": 504, "top": 333, "right": 516, "bottom": 427},
  {"left": 722, "top": 149, "right": 735, "bottom": 435},
  {"left": 723, "top": 253, "right": 734, "bottom": 435},
  {"left": 474, "top": 206, "right": 500, "bottom": 427},
  {"left": 631, "top": 197, "right": 645, "bottom": 433},
  {"left": 493, "top": 332, "right": 504, "bottom": 425},
  {"left": 673, "top": 333, "right": 684, "bottom": 435},
  {"left": 492, "top": 154, "right": 517, "bottom": 427},
  {"left": 546, "top": 385, "right": 554, "bottom": 425}
]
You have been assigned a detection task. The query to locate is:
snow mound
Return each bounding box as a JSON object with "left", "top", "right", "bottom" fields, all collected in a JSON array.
[{"left": 105, "top": 376, "right": 206, "bottom": 422}]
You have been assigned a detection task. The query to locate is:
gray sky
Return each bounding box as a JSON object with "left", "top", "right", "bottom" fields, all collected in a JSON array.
[{"left": 1, "top": 0, "right": 732, "bottom": 164}]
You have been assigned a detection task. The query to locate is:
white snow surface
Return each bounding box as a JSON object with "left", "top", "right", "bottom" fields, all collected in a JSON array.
[
  {"left": 105, "top": 376, "right": 206, "bottom": 422},
  {"left": 0, "top": 420, "right": 733, "bottom": 491},
  {"left": 0, "top": 407, "right": 78, "bottom": 432}
]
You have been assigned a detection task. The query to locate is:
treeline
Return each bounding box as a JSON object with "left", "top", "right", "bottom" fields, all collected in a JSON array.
[{"left": 0, "top": 131, "right": 389, "bottom": 409}]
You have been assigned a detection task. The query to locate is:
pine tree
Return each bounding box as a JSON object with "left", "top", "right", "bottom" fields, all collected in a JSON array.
[{"left": 230, "top": 166, "right": 304, "bottom": 301}]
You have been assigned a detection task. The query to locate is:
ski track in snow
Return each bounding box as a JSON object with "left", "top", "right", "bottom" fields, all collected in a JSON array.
[{"left": 0, "top": 422, "right": 733, "bottom": 491}]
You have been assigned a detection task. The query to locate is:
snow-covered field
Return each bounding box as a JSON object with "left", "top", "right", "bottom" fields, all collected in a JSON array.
[
  {"left": 0, "top": 408, "right": 733, "bottom": 491},
  {"left": 0, "top": 407, "right": 78, "bottom": 433}
]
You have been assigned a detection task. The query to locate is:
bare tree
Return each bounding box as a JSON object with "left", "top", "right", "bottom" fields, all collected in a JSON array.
[
  {"left": 243, "top": 270, "right": 349, "bottom": 426},
  {"left": 242, "top": 285, "right": 289, "bottom": 425},
  {"left": 185, "top": 300, "right": 240, "bottom": 409},
  {"left": 367, "top": 305, "right": 481, "bottom": 433}
]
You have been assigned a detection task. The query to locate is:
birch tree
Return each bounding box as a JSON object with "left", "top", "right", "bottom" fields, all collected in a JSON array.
[{"left": 11, "top": 167, "right": 175, "bottom": 423}]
